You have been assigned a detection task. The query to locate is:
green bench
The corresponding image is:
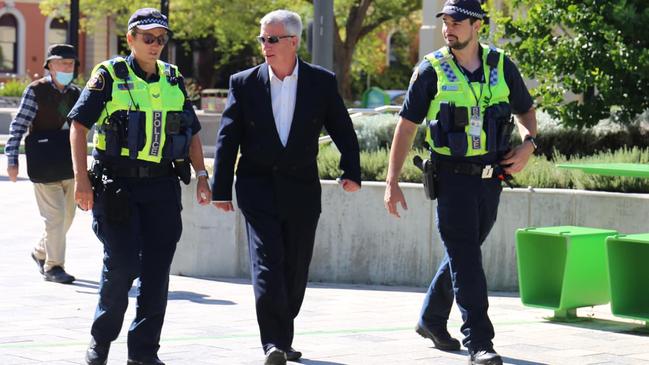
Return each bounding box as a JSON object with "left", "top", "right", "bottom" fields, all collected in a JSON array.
[{"left": 516, "top": 226, "right": 617, "bottom": 319}]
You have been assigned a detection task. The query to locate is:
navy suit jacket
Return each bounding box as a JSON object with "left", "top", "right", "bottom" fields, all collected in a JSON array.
[{"left": 211, "top": 59, "right": 361, "bottom": 219}]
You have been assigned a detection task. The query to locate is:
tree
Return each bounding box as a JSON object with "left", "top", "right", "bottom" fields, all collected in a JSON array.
[
  {"left": 324, "top": 0, "right": 420, "bottom": 100},
  {"left": 502, "top": 0, "right": 649, "bottom": 128},
  {"left": 40, "top": 0, "right": 420, "bottom": 100}
]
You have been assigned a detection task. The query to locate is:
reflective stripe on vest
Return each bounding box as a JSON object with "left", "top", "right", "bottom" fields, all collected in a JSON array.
[
  {"left": 424, "top": 45, "right": 510, "bottom": 157},
  {"left": 92, "top": 57, "right": 185, "bottom": 163}
]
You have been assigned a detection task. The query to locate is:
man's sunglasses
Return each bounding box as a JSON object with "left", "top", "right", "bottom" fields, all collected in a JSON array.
[
  {"left": 135, "top": 32, "right": 170, "bottom": 46},
  {"left": 256, "top": 35, "right": 295, "bottom": 44}
]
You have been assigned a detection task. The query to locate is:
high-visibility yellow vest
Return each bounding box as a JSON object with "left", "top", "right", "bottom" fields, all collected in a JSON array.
[
  {"left": 424, "top": 45, "right": 510, "bottom": 157},
  {"left": 92, "top": 57, "right": 185, "bottom": 163}
]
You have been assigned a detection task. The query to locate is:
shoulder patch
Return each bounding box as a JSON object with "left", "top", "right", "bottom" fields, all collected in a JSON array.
[{"left": 87, "top": 72, "right": 105, "bottom": 91}]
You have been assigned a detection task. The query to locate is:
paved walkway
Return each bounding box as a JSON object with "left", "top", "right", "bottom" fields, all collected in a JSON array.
[{"left": 1, "top": 156, "right": 649, "bottom": 364}]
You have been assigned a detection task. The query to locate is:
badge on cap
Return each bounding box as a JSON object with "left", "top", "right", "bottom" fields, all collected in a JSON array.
[
  {"left": 87, "top": 72, "right": 105, "bottom": 91},
  {"left": 151, "top": 10, "right": 162, "bottom": 18}
]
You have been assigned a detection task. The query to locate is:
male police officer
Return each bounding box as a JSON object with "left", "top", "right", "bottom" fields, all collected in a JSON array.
[
  {"left": 68, "top": 8, "right": 211, "bottom": 365},
  {"left": 5, "top": 44, "right": 80, "bottom": 283},
  {"left": 384, "top": 1, "right": 537, "bottom": 364}
]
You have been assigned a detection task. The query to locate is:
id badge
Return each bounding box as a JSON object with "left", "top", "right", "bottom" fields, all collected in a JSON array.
[{"left": 468, "top": 106, "right": 482, "bottom": 138}]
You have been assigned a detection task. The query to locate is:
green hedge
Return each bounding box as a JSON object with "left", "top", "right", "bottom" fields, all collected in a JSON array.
[
  {"left": 318, "top": 145, "right": 649, "bottom": 193},
  {"left": 352, "top": 111, "right": 649, "bottom": 159}
]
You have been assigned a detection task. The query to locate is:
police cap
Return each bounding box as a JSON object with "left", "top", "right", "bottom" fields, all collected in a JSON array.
[{"left": 436, "top": 0, "right": 486, "bottom": 21}]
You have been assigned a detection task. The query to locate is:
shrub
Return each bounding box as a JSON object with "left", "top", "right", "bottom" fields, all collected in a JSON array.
[
  {"left": 318, "top": 144, "right": 649, "bottom": 193},
  {"left": 0, "top": 79, "right": 30, "bottom": 97},
  {"left": 352, "top": 113, "right": 428, "bottom": 151}
]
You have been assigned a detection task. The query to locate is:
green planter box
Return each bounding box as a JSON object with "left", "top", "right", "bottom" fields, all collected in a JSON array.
[
  {"left": 607, "top": 234, "right": 649, "bottom": 324},
  {"left": 516, "top": 226, "right": 617, "bottom": 318}
]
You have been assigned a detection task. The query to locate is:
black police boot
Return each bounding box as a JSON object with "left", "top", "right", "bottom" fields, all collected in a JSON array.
[
  {"left": 415, "top": 323, "right": 461, "bottom": 351},
  {"left": 126, "top": 356, "right": 165, "bottom": 365},
  {"left": 286, "top": 347, "right": 302, "bottom": 361},
  {"left": 264, "top": 347, "right": 287, "bottom": 365},
  {"left": 85, "top": 338, "right": 110, "bottom": 365},
  {"left": 469, "top": 348, "right": 503, "bottom": 365}
]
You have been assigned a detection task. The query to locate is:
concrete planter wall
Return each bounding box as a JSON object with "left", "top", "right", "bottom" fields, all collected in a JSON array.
[{"left": 171, "top": 181, "right": 649, "bottom": 291}]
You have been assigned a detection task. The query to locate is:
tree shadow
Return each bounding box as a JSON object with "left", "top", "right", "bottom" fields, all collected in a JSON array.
[
  {"left": 292, "top": 359, "right": 348, "bottom": 365},
  {"left": 168, "top": 290, "right": 236, "bottom": 305}
]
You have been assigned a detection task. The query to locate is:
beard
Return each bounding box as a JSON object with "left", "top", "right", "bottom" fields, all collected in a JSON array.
[{"left": 446, "top": 32, "right": 474, "bottom": 50}]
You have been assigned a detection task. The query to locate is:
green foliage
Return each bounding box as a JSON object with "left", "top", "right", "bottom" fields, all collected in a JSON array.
[
  {"left": 352, "top": 113, "right": 427, "bottom": 151},
  {"left": 318, "top": 145, "right": 423, "bottom": 183},
  {"left": 514, "top": 147, "right": 649, "bottom": 193},
  {"left": 503, "top": 0, "right": 649, "bottom": 128},
  {"left": 317, "top": 144, "right": 649, "bottom": 193},
  {"left": 0, "top": 79, "right": 30, "bottom": 97}
]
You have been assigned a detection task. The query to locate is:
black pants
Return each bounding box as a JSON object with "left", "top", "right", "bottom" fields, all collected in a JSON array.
[
  {"left": 418, "top": 168, "right": 502, "bottom": 352},
  {"left": 241, "top": 207, "right": 320, "bottom": 353},
  {"left": 90, "top": 176, "right": 182, "bottom": 360}
]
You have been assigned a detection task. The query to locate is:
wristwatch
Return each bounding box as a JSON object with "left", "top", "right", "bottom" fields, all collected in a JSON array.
[
  {"left": 524, "top": 135, "right": 538, "bottom": 151},
  {"left": 196, "top": 170, "right": 209, "bottom": 179}
]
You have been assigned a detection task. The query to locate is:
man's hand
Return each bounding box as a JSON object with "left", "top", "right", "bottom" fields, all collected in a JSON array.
[
  {"left": 213, "top": 201, "right": 235, "bottom": 212},
  {"left": 196, "top": 177, "right": 211, "bottom": 205},
  {"left": 338, "top": 178, "right": 360, "bottom": 192},
  {"left": 7, "top": 166, "right": 18, "bottom": 182},
  {"left": 75, "top": 173, "right": 94, "bottom": 211},
  {"left": 500, "top": 141, "right": 535, "bottom": 175},
  {"left": 384, "top": 182, "right": 408, "bottom": 218}
]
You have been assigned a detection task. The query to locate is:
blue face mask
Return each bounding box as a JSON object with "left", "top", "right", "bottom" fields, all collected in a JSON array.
[{"left": 54, "top": 71, "right": 74, "bottom": 86}]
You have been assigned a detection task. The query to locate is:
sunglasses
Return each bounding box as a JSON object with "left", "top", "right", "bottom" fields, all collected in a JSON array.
[
  {"left": 135, "top": 32, "right": 170, "bottom": 46},
  {"left": 256, "top": 35, "right": 295, "bottom": 44}
]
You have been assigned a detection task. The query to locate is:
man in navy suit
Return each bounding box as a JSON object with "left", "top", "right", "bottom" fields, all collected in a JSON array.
[{"left": 211, "top": 9, "right": 361, "bottom": 365}]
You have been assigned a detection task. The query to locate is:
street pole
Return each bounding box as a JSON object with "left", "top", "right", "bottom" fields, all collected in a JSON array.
[
  {"left": 68, "top": 0, "right": 79, "bottom": 50},
  {"left": 312, "top": 0, "right": 333, "bottom": 72},
  {"left": 160, "top": 0, "right": 169, "bottom": 61}
]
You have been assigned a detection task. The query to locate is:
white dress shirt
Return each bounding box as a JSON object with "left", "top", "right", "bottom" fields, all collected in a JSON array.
[{"left": 269, "top": 60, "right": 299, "bottom": 147}]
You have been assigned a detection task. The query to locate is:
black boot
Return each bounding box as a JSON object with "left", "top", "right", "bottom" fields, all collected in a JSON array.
[
  {"left": 469, "top": 348, "right": 503, "bottom": 365},
  {"left": 85, "top": 338, "right": 110, "bottom": 365},
  {"left": 415, "top": 323, "right": 461, "bottom": 351}
]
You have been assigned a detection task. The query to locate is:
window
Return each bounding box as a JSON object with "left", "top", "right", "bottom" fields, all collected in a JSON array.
[
  {"left": 48, "top": 18, "right": 68, "bottom": 47},
  {"left": 0, "top": 14, "right": 18, "bottom": 73}
]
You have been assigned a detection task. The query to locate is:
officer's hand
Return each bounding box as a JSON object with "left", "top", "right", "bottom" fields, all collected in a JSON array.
[
  {"left": 384, "top": 182, "right": 408, "bottom": 218},
  {"left": 196, "top": 177, "right": 211, "bottom": 206},
  {"left": 7, "top": 166, "right": 18, "bottom": 182},
  {"left": 338, "top": 178, "right": 360, "bottom": 192},
  {"left": 213, "top": 201, "right": 235, "bottom": 212},
  {"left": 75, "top": 174, "right": 94, "bottom": 211},
  {"left": 500, "top": 142, "right": 534, "bottom": 175}
]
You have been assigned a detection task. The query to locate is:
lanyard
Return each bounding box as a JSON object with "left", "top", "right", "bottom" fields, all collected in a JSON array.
[{"left": 457, "top": 65, "right": 484, "bottom": 107}]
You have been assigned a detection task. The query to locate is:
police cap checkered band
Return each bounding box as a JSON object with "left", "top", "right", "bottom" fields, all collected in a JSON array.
[
  {"left": 128, "top": 8, "right": 171, "bottom": 32},
  {"left": 436, "top": 0, "right": 486, "bottom": 21}
]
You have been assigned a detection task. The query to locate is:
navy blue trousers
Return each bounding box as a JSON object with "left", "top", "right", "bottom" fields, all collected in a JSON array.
[
  {"left": 240, "top": 207, "right": 319, "bottom": 353},
  {"left": 90, "top": 176, "right": 182, "bottom": 360},
  {"left": 418, "top": 168, "right": 502, "bottom": 352}
]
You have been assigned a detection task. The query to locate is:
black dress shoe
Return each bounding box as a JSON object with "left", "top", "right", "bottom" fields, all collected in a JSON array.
[
  {"left": 415, "top": 323, "right": 461, "bottom": 351},
  {"left": 469, "top": 349, "right": 503, "bottom": 365},
  {"left": 31, "top": 252, "right": 45, "bottom": 275},
  {"left": 43, "top": 266, "right": 75, "bottom": 284},
  {"left": 264, "top": 347, "right": 287, "bottom": 365},
  {"left": 126, "top": 356, "right": 165, "bottom": 365},
  {"left": 286, "top": 347, "right": 302, "bottom": 361},
  {"left": 85, "top": 338, "right": 110, "bottom": 365}
]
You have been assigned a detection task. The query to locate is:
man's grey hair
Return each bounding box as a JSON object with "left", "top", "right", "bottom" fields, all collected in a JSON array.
[{"left": 260, "top": 9, "right": 303, "bottom": 47}]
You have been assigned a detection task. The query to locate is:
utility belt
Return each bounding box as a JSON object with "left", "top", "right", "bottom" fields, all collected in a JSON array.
[
  {"left": 100, "top": 162, "right": 174, "bottom": 178},
  {"left": 413, "top": 156, "right": 514, "bottom": 201}
]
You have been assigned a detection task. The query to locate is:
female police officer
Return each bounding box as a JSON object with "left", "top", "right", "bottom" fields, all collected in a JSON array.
[{"left": 68, "top": 8, "right": 211, "bottom": 365}]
